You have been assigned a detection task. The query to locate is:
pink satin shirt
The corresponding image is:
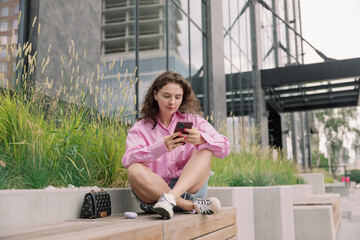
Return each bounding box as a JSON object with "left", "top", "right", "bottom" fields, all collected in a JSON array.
[{"left": 121, "top": 111, "right": 230, "bottom": 184}]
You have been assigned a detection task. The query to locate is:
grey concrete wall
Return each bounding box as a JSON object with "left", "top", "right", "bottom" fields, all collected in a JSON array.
[
  {"left": 325, "top": 184, "right": 349, "bottom": 196},
  {"left": 299, "top": 173, "right": 325, "bottom": 194},
  {"left": 253, "top": 186, "right": 295, "bottom": 240},
  {"left": 207, "top": 187, "right": 255, "bottom": 240},
  {"left": 0, "top": 188, "right": 140, "bottom": 230},
  {"left": 32, "top": 0, "right": 101, "bottom": 107},
  {"left": 206, "top": 0, "right": 227, "bottom": 129},
  {"left": 291, "top": 184, "right": 313, "bottom": 201},
  {"left": 294, "top": 205, "right": 336, "bottom": 240}
]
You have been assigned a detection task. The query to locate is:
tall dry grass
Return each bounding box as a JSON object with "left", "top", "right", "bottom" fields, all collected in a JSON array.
[{"left": 0, "top": 13, "right": 134, "bottom": 189}]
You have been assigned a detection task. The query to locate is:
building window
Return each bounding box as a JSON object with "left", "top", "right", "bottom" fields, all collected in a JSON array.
[
  {"left": 2, "top": 0, "right": 10, "bottom": 3},
  {"left": 12, "top": 33, "right": 17, "bottom": 43},
  {"left": 12, "top": 19, "right": 18, "bottom": 29},
  {"left": 14, "top": 5, "right": 19, "bottom": 14},
  {"left": 1, "top": 36, "right": 7, "bottom": 44},
  {"left": 0, "top": 62, "right": 7, "bottom": 73},
  {"left": 0, "top": 49, "right": 5, "bottom": 58},
  {"left": 1, "top": 7, "right": 9, "bottom": 17},
  {"left": 0, "top": 21, "right": 8, "bottom": 31}
]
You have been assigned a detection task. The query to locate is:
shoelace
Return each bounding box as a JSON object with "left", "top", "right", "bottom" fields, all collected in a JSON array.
[
  {"left": 143, "top": 203, "right": 154, "bottom": 212},
  {"left": 194, "top": 199, "right": 213, "bottom": 214},
  {"left": 158, "top": 194, "right": 175, "bottom": 207}
]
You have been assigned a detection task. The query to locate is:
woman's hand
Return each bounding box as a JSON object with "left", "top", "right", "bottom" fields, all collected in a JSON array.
[
  {"left": 182, "top": 128, "right": 206, "bottom": 146},
  {"left": 164, "top": 132, "right": 186, "bottom": 151}
]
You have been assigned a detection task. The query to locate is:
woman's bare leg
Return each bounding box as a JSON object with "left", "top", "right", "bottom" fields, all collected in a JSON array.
[
  {"left": 128, "top": 149, "right": 212, "bottom": 212},
  {"left": 127, "top": 163, "right": 170, "bottom": 204},
  {"left": 169, "top": 149, "right": 212, "bottom": 202},
  {"left": 127, "top": 163, "right": 197, "bottom": 211}
]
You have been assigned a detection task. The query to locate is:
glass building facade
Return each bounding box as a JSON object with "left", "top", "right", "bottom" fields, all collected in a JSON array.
[
  {"left": 0, "top": 0, "right": 19, "bottom": 89},
  {"left": 2, "top": 0, "right": 312, "bottom": 165},
  {"left": 100, "top": 0, "right": 208, "bottom": 119}
]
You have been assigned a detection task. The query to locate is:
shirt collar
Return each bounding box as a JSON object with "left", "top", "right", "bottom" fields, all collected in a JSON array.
[{"left": 155, "top": 111, "right": 185, "bottom": 130}]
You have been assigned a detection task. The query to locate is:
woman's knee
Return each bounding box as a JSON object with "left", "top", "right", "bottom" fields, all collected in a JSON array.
[
  {"left": 195, "top": 149, "right": 213, "bottom": 160},
  {"left": 127, "top": 163, "right": 149, "bottom": 182}
]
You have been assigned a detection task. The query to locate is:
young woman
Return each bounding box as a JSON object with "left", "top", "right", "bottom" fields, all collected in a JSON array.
[{"left": 122, "top": 71, "right": 230, "bottom": 219}]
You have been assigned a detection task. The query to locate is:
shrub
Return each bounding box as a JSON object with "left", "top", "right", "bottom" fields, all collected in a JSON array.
[
  {"left": 0, "top": 89, "right": 130, "bottom": 189},
  {"left": 209, "top": 145, "right": 301, "bottom": 187},
  {"left": 348, "top": 169, "right": 360, "bottom": 184}
]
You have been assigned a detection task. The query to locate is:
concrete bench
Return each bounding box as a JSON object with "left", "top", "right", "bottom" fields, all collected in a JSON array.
[
  {"left": 325, "top": 183, "right": 349, "bottom": 196},
  {"left": 293, "top": 194, "right": 341, "bottom": 232},
  {"left": 293, "top": 205, "right": 335, "bottom": 240},
  {"left": 294, "top": 174, "right": 341, "bottom": 239},
  {"left": 0, "top": 207, "right": 237, "bottom": 240}
]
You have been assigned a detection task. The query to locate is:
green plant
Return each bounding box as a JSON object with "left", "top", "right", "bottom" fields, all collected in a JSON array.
[
  {"left": 311, "top": 168, "right": 335, "bottom": 183},
  {"left": 0, "top": 90, "right": 132, "bottom": 189},
  {"left": 0, "top": 13, "right": 136, "bottom": 189},
  {"left": 209, "top": 145, "right": 301, "bottom": 187},
  {"left": 348, "top": 169, "right": 360, "bottom": 184},
  {"left": 311, "top": 150, "right": 329, "bottom": 170}
]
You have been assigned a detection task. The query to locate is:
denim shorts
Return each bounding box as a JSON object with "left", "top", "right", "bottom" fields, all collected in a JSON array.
[{"left": 133, "top": 177, "right": 209, "bottom": 213}]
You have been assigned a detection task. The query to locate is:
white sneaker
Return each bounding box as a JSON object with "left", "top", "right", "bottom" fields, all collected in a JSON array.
[
  {"left": 192, "top": 197, "right": 222, "bottom": 215},
  {"left": 153, "top": 193, "right": 176, "bottom": 219}
]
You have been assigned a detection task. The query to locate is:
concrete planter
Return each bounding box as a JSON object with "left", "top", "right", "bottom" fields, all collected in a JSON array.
[
  {"left": 2, "top": 184, "right": 331, "bottom": 240},
  {"left": 0, "top": 188, "right": 140, "bottom": 230},
  {"left": 290, "top": 184, "right": 313, "bottom": 201},
  {"left": 325, "top": 183, "right": 349, "bottom": 196},
  {"left": 253, "top": 186, "right": 295, "bottom": 240},
  {"left": 299, "top": 173, "right": 325, "bottom": 194},
  {"left": 207, "top": 187, "right": 255, "bottom": 240},
  {"left": 208, "top": 185, "right": 300, "bottom": 240}
]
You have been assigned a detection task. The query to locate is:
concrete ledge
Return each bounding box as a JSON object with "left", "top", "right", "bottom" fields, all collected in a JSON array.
[
  {"left": 290, "top": 184, "right": 313, "bottom": 202},
  {"left": 299, "top": 173, "right": 325, "bottom": 194},
  {"left": 0, "top": 188, "right": 140, "bottom": 230},
  {"left": 325, "top": 183, "right": 349, "bottom": 196},
  {"left": 294, "top": 205, "right": 335, "bottom": 240},
  {"left": 207, "top": 187, "right": 255, "bottom": 240}
]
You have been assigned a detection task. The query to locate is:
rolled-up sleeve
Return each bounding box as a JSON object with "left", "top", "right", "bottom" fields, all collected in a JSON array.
[
  {"left": 121, "top": 126, "right": 169, "bottom": 168},
  {"left": 195, "top": 118, "right": 230, "bottom": 159}
]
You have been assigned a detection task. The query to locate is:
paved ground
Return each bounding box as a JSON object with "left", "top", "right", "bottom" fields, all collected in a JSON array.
[{"left": 336, "top": 188, "right": 360, "bottom": 240}]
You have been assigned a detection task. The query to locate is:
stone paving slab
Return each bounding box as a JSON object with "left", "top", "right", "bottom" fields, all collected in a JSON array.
[{"left": 336, "top": 188, "right": 360, "bottom": 240}]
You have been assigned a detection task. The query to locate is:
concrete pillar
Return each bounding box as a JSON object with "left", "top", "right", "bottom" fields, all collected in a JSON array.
[
  {"left": 30, "top": 0, "right": 101, "bottom": 108},
  {"left": 206, "top": 0, "right": 227, "bottom": 130},
  {"left": 207, "top": 187, "right": 255, "bottom": 240},
  {"left": 253, "top": 186, "right": 295, "bottom": 240}
]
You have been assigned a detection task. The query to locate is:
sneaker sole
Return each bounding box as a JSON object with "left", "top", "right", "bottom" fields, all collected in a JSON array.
[
  {"left": 208, "top": 197, "right": 222, "bottom": 214},
  {"left": 154, "top": 202, "right": 174, "bottom": 219}
]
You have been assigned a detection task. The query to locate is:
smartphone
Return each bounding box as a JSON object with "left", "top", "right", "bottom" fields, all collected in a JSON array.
[{"left": 173, "top": 121, "right": 193, "bottom": 139}]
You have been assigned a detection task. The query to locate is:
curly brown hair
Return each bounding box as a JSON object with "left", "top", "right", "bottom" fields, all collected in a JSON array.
[{"left": 140, "top": 71, "right": 202, "bottom": 129}]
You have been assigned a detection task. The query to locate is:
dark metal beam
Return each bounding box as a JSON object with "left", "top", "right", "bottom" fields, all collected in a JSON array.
[
  {"left": 283, "top": 97, "right": 358, "bottom": 112},
  {"left": 279, "top": 89, "right": 358, "bottom": 103},
  {"left": 261, "top": 57, "right": 360, "bottom": 88},
  {"left": 273, "top": 80, "right": 359, "bottom": 95}
]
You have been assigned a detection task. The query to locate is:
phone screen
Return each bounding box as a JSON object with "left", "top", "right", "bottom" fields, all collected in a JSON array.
[
  {"left": 174, "top": 122, "right": 193, "bottom": 139},
  {"left": 174, "top": 122, "right": 193, "bottom": 133}
]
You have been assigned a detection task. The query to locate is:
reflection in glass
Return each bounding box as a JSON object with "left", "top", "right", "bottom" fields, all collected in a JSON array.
[
  {"left": 169, "top": 2, "right": 189, "bottom": 78},
  {"left": 223, "top": 0, "right": 256, "bottom": 143},
  {"left": 190, "top": 22, "right": 203, "bottom": 76},
  {"left": 189, "top": 0, "right": 202, "bottom": 30}
]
